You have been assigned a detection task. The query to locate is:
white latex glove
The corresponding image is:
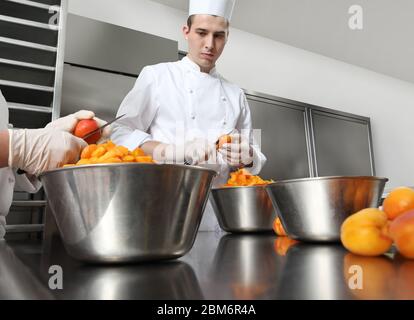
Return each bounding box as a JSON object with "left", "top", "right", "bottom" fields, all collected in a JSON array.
[
  {"left": 218, "top": 133, "right": 253, "bottom": 168},
  {"left": 152, "top": 138, "right": 215, "bottom": 165},
  {"left": 184, "top": 138, "right": 216, "bottom": 165},
  {"left": 45, "top": 110, "right": 111, "bottom": 138},
  {"left": 8, "top": 128, "right": 87, "bottom": 176}
]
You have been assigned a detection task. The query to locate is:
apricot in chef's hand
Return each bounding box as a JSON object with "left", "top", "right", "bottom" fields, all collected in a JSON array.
[
  {"left": 383, "top": 186, "right": 414, "bottom": 220},
  {"left": 340, "top": 208, "right": 393, "bottom": 256},
  {"left": 389, "top": 209, "right": 414, "bottom": 259},
  {"left": 74, "top": 119, "right": 101, "bottom": 144},
  {"left": 217, "top": 134, "right": 232, "bottom": 149}
]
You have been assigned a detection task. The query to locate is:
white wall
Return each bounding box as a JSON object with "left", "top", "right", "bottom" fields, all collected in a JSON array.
[{"left": 68, "top": 0, "right": 414, "bottom": 188}]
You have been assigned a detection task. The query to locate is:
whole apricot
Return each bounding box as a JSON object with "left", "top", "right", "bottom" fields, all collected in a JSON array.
[
  {"left": 389, "top": 209, "right": 414, "bottom": 259},
  {"left": 383, "top": 187, "right": 414, "bottom": 220},
  {"left": 340, "top": 208, "right": 393, "bottom": 256},
  {"left": 74, "top": 119, "right": 101, "bottom": 144}
]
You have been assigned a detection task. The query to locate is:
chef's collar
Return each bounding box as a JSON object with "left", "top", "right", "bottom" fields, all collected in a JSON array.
[{"left": 182, "top": 56, "right": 218, "bottom": 76}]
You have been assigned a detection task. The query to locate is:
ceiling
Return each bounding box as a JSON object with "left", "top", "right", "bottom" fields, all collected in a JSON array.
[{"left": 151, "top": 0, "right": 414, "bottom": 84}]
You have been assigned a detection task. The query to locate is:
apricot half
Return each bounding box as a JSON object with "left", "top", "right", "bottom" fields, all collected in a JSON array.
[
  {"left": 217, "top": 134, "right": 232, "bottom": 149},
  {"left": 272, "top": 217, "right": 287, "bottom": 236},
  {"left": 340, "top": 208, "right": 393, "bottom": 256}
]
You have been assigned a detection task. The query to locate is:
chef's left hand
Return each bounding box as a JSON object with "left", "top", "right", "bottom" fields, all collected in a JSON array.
[
  {"left": 218, "top": 132, "right": 253, "bottom": 168},
  {"left": 45, "top": 110, "right": 111, "bottom": 138}
]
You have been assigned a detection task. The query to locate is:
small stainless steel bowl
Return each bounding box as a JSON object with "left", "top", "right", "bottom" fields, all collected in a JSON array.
[
  {"left": 40, "top": 163, "right": 216, "bottom": 263},
  {"left": 211, "top": 185, "right": 277, "bottom": 233},
  {"left": 266, "top": 176, "right": 388, "bottom": 242}
]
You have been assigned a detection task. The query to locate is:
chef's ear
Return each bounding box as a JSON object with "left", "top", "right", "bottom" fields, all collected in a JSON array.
[{"left": 182, "top": 25, "right": 190, "bottom": 39}]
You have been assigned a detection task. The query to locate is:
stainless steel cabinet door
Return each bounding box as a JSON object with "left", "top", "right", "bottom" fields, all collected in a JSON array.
[
  {"left": 311, "top": 110, "right": 374, "bottom": 176},
  {"left": 247, "top": 95, "right": 311, "bottom": 180},
  {"left": 61, "top": 64, "right": 137, "bottom": 120},
  {"left": 65, "top": 14, "right": 178, "bottom": 75}
]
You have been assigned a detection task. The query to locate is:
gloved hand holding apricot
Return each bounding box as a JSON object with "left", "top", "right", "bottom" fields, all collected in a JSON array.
[{"left": 7, "top": 110, "right": 111, "bottom": 176}]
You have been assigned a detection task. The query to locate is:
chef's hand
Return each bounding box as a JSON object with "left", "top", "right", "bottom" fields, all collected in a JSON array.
[
  {"left": 218, "top": 132, "right": 253, "bottom": 168},
  {"left": 45, "top": 110, "right": 111, "bottom": 138},
  {"left": 152, "top": 138, "right": 215, "bottom": 165},
  {"left": 184, "top": 138, "right": 216, "bottom": 165},
  {"left": 8, "top": 128, "right": 87, "bottom": 176}
]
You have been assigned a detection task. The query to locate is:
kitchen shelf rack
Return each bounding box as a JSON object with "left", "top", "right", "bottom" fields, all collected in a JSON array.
[{"left": 1, "top": 0, "right": 67, "bottom": 238}]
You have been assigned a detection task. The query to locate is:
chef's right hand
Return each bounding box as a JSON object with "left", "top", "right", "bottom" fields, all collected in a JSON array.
[
  {"left": 184, "top": 138, "right": 216, "bottom": 165},
  {"left": 152, "top": 138, "right": 215, "bottom": 165},
  {"left": 8, "top": 128, "right": 87, "bottom": 176}
]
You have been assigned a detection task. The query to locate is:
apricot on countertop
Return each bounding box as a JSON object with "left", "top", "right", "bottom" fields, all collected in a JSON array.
[
  {"left": 389, "top": 209, "right": 414, "bottom": 259},
  {"left": 340, "top": 208, "right": 393, "bottom": 256}
]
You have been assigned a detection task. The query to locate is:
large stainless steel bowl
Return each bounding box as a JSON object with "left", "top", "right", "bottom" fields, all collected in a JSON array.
[
  {"left": 40, "top": 163, "right": 216, "bottom": 263},
  {"left": 266, "top": 176, "right": 388, "bottom": 242},
  {"left": 210, "top": 185, "right": 277, "bottom": 232}
]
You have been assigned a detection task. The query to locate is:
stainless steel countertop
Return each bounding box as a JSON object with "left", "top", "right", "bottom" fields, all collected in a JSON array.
[{"left": 0, "top": 232, "right": 412, "bottom": 300}]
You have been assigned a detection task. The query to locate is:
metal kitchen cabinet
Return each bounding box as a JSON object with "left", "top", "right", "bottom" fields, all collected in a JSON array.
[
  {"left": 245, "top": 92, "right": 375, "bottom": 181},
  {"left": 61, "top": 63, "right": 137, "bottom": 121},
  {"left": 64, "top": 14, "right": 178, "bottom": 76},
  {"left": 0, "top": 0, "right": 68, "bottom": 239},
  {"left": 310, "top": 109, "right": 374, "bottom": 176},
  {"left": 60, "top": 14, "right": 179, "bottom": 119},
  {"left": 246, "top": 93, "right": 312, "bottom": 180}
]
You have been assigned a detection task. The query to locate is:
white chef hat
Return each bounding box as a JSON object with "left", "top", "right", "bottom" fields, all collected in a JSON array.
[{"left": 189, "top": 0, "right": 236, "bottom": 21}]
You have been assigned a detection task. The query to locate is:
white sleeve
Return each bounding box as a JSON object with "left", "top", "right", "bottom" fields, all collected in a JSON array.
[
  {"left": 14, "top": 172, "right": 42, "bottom": 193},
  {"left": 110, "top": 66, "right": 160, "bottom": 150},
  {"left": 236, "top": 93, "right": 267, "bottom": 175}
]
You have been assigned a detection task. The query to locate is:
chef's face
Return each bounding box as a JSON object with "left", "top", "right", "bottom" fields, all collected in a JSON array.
[{"left": 183, "top": 14, "right": 229, "bottom": 73}]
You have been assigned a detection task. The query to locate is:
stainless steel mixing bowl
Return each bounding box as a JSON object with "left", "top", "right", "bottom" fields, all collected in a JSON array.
[
  {"left": 266, "top": 176, "right": 388, "bottom": 242},
  {"left": 210, "top": 185, "right": 277, "bottom": 232},
  {"left": 40, "top": 163, "right": 216, "bottom": 263}
]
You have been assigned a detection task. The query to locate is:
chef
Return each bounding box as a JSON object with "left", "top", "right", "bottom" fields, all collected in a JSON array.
[
  {"left": 0, "top": 90, "right": 107, "bottom": 239},
  {"left": 111, "top": 0, "right": 266, "bottom": 231}
]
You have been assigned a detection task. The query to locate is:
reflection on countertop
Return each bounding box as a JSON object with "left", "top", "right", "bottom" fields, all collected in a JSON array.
[
  {"left": 41, "top": 237, "right": 203, "bottom": 300},
  {"left": 1, "top": 232, "right": 414, "bottom": 300},
  {"left": 0, "top": 241, "right": 54, "bottom": 300}
]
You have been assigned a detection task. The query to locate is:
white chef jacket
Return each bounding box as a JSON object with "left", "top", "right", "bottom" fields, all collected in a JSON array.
[
  {"left": 0, "top": 91, "right": 41, "bottom": 239},
  {"left": 111, "top": 57, "right": 266, "bottom": 231}
]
